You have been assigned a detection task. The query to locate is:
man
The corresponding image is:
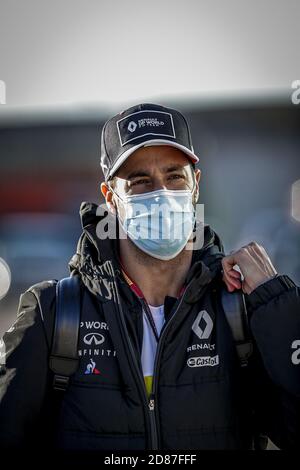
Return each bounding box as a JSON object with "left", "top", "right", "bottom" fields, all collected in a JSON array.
[{"left": 0, "top": 103, "right": 299, "bottom": 451}]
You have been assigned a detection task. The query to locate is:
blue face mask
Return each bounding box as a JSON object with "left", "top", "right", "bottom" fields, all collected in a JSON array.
[{"left": 111, "top": 187, "right": 196, "bottom": 260}]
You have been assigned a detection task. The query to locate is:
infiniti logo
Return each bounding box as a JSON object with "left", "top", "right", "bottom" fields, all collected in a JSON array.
[{"left": 84, "top": 333, "right": 105, "bottom": 346}]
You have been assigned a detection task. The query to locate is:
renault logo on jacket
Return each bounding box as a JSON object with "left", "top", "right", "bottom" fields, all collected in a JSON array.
[
  {"left": 192, "top": 310, "right": 213, "bottom": 340},
  {"left": 84, "top": 333, "right": 105, "bottom": 346}
]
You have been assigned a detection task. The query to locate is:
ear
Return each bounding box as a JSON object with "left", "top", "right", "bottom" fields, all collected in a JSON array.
[
  {"left": 100, "top": 182, "right": 109, "bottom": 198},
  {"left": 195, "top": 168, "right": 201, "bottom": 184},
  {"left": 100, "top": 182, "right": 116, "bottom": 214}
]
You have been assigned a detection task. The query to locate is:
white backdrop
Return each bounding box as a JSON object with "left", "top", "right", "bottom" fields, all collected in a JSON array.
[{"left": 0, "top": 0, "right": 299, "bottom": 107}]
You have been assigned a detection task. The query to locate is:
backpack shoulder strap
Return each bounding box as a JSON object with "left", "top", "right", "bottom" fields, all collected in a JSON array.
[
  {"left": 49, "top": 275, "right": 81, "bottom": 391},
  {"left": 220, "top": 287, "right": 253, "bottom": 367}
]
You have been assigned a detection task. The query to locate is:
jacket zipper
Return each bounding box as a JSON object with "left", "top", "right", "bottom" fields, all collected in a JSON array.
[
  {"left": 149, "top": 290, "right": 189, "bottom": 448},
  {"left": 110, "top": 264, "right": 159, "bottom": 449},
  {"left": 140, "top": 298, "right": 160, "bottom": 449}
]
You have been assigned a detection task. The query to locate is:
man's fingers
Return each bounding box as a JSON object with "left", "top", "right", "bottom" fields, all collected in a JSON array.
[
  {"left": 223, "top": 277, "right": 235, "bottom": 292},
  {"left": 222, "top": 251, "right": 246, "bottom": 275},
  {"left": 227, "top": 277, "right": 242, "bottom": 290},
  {"left": 222, "top": 270, "right": 242, "bottom": 291},
  {"left": 221, "top": 254, "right": 237, "bottom": 274},
  {"left": 224, "top": 270, "right": 242, "bottom": 289},
  {"left": 222, "top": 253, "right": 242, "bottom": 291},
  {"left": 227, "top": 269, "right": 241, "bottom": 279},
  {"left": 222, "top": 242, "right": 277, "bottom": 295}
]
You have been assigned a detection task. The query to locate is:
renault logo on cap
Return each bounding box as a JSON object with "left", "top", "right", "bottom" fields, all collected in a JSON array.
[
  {"left": 127, "top": 121, "right": 137, "bottom": 132},
  {"left": 192, "top": 310, "right": 213, "bottom": 340}
]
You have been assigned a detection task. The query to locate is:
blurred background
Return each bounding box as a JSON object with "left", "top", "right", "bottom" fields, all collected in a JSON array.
[{"left": 0, "top": 0, "right": 299, "bottom": 337}]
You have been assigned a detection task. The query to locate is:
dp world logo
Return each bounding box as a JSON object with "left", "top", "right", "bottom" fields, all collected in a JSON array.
[
  {"left": 84, "top": 332, "right": 105, "bottom": 346},
  {"left": 128, "top": 121, "right": 137, "bottom": 132},
  {"left": 192, "top": 310, "right": 213, "bottom": 340}
]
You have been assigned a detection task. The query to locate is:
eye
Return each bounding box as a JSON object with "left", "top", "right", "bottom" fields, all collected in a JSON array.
[
  {"left": 168, "top": 174, "right": 185, "bottom": 180},
  {"left": 130, "top": 178, "right": 150, "bottom": 186}
]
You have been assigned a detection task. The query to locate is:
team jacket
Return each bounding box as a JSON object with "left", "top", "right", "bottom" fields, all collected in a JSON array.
[{"left": 0, "top": 201, "right": 300, "bottom": 451}]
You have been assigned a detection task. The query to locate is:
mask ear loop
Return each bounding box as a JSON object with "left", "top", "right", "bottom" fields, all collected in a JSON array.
[
  {"left": 107, "top": 184, "right": 129, "bottom": 233},
  {"left": 190, "top": 173, "right": 204, "bottom": 253},
  {"left": 188, "top": 173, "right": 199, "bottom": 239},
  {"left": 107, "top": 183, "right": 130, "bottom": 213},
  {"left": 107, "top": 183, "right": 122, "bottom": 202},
  {"left": 189, "top": 171, "right": 198, "bottom": 206}
]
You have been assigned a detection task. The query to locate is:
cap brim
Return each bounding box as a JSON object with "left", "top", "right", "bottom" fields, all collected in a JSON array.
[{"left": 108, "top": 139, "right": 199, "bottom": 179}]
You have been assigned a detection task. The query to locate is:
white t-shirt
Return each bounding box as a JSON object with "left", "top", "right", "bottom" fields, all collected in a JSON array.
[{"left": 141, "top": 304, "right": 165, "bottom": 397}]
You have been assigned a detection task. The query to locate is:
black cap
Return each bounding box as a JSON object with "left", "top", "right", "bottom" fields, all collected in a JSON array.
[{"left": 100, "top": 103, "right": 199, "bottom": 181}]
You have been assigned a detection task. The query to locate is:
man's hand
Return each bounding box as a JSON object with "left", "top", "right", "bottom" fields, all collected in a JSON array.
[{"left": 221, "top": 242, "right": 277, "bottom": 295}]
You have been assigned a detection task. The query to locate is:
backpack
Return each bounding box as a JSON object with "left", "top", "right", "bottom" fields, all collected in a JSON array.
[{"left": 49, "top": 275, "right": 81, "bottom": 392}]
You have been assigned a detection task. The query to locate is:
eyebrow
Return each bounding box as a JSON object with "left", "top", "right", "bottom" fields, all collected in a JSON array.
[
  {"left": 127, "top": 170, "right": 151, "bottom": 180},
  {"left": 126, "top": 164, "right": 187, "bottom": 180},
  {"left": 163, "top": 164, "right": 186, "bottom": 173}
]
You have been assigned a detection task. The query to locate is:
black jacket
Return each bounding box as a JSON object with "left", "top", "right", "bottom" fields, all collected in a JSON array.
[{"left": 0, "top": 202, "right": 300, "bottom": 451}]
